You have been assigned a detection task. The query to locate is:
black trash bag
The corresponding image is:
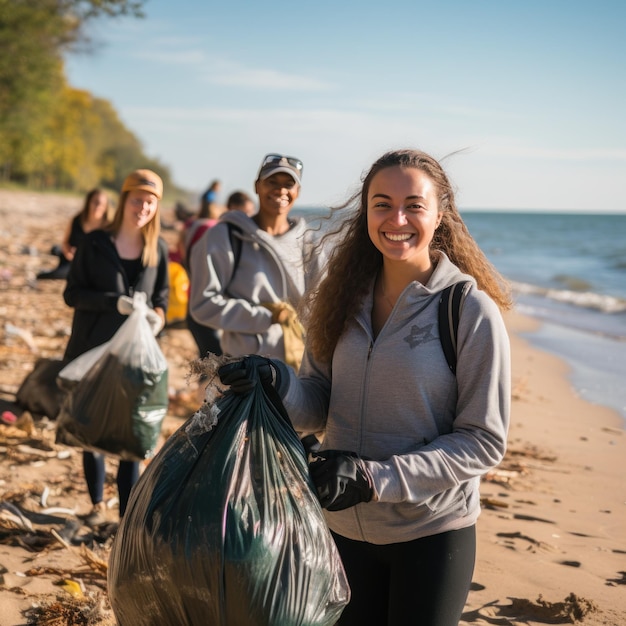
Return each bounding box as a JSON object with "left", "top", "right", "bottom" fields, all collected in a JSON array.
[
  {"left": 55, "top": 299, "right": 168, "bottom": 461},
  {"left": 108, "top": 357, "right": 350, "bottom": 626},
  {"left": 16, "top": 358, "right": 66, "bottom": 419}
]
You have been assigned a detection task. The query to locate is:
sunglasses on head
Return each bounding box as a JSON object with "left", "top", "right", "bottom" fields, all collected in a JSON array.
[{"left": 260, "top": 153, "right": 304, "bottom": 174}]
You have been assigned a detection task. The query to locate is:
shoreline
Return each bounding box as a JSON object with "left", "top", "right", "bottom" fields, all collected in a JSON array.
[
  {"left": 518, "top": 318, "right": 626, "bottom": 424},
  {"left": 0, "top": 188, "right": 624, "bottom": 625}
]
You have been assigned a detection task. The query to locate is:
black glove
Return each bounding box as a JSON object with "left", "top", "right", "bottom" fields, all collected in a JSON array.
[
  {"left": 309, "top": 450, "right": 374, "bottom": 511},
  {"left": 218, "top": 355, "right": 281, "bottom": 394}
]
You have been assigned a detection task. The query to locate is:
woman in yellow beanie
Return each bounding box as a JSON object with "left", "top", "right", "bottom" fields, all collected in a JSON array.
[{"left": 63, "top": 169, "right": 169, "bottom": 526}]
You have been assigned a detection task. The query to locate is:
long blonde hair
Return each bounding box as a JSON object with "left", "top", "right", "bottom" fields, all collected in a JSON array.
[
  {"left": 108, "top": 191, "right": 161, "bottom": 266},
  {"left": 303, "top": 149, "right": 512, "bottom": 362}
]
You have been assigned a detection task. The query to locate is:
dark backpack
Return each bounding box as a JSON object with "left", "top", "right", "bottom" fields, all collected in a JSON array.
[{"left": 438, "top": 281, "right": 471, "bottom": 375}]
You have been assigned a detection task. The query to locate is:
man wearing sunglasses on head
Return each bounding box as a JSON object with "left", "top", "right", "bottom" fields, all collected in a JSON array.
[{"left": 188, "top": 153, "right": 325, "bottom": 370}]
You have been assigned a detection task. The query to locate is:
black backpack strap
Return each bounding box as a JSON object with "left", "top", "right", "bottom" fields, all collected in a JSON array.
[
  {"left": 438, "top": 281, "right": 471, "bottom": 375},
  {"left": 227, "top": 223, "right": 243, "bottom": 270},
  {"left": 223, "top": 224, "right": 243, "bottom": 297}
]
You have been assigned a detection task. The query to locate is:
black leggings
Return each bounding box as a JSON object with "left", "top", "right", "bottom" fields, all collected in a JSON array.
[
  {"left": 83, "top": 451, "right": 139, "bottom": 517},
  {"left": 333, "top": 525, "right": 476, "bottom": 626}
]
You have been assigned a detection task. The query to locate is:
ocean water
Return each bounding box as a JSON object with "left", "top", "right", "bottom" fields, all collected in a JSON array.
[
  {"left": 463, "top": 211, "right": 626, "bottom": 422},
  {"left": 294, "top": 208, "right": 626, "bottom": 421}
]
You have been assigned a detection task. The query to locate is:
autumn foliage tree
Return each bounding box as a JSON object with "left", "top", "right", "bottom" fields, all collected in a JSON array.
[{"left": 0, "top": 0, "right": 174, "bottom": 193}]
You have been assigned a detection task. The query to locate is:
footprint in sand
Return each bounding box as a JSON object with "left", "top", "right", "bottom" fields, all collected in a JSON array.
[{"left": 461, "top": 593, "right": 598, "bottom": 624}]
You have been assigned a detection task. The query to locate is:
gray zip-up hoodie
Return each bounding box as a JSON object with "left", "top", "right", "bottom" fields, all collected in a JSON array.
[
  {"left": 281, "top": 252, "right": 511, "bottom": 544},
  {"left": 188, "top": 209, "right": 325, "bottom": 359}
]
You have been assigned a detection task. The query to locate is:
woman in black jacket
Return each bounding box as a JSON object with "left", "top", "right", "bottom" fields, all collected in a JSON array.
[{"left": 63, "top": 169, "right": 169, "bottom": 526}]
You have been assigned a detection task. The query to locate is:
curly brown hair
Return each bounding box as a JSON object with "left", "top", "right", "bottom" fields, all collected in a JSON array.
[{"left": 302, "top": 149, "right": 512, "bottom": 362}]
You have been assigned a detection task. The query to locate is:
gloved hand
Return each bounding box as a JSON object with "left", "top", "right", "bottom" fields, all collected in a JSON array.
[
  {"left": 117, "top": 295, "right": 135, "bottom": 315},
  {"left": 218, "top": 355, "right": 281, "bottom": 394},
  {"left": 309, "top": 450, "right": 374, "bottom": 511},
  {"left": 260, "top": 301, "right": 306, "bottom": 370},
  {"left": 146, "top": 308, "right": 164, "bottom": 336}
]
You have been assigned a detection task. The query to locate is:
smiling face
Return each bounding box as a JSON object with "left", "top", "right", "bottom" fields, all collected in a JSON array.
[
  {"left": 367, "top": 165, "right": 442, "bottom": 270},
  {"left": 123, "top": 190, "right": 159, "bottom": 231},
  {"left": 255, "top": 172, "right": 299, "bottom": 218}
]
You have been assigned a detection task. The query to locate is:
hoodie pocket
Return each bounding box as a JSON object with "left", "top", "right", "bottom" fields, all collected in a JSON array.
[{"left": 423, "top": 482, "right": 470, "bottom": 517}]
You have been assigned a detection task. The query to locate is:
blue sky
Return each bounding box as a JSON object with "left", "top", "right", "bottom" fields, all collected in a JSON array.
[{"left": 65, "top": 0, "right": 626, "bottom": 211}]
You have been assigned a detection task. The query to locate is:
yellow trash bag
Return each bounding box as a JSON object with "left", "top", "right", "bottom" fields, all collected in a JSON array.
[{"left": 167, "top": 261, "right": 189, "bottom": 325}]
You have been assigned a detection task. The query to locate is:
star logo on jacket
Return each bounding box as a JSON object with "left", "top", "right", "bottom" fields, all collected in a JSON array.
[{"left": 403, "top": 323, "right": 438, "bottom": 348}]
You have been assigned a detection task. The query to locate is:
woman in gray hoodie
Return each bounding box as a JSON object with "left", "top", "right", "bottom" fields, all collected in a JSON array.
[
  {"left": 189, "top": 154, "right": 325, "bottom": 369},
  {"left": 221, "top": 149, "right": 512, "bottom": 626}
]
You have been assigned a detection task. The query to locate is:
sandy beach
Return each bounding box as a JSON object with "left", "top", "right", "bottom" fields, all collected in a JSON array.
[{"left": 0, "top": 189, "right": 624, "bottom": 625}]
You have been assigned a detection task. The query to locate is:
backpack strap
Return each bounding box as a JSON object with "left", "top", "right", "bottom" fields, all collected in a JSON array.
[
  {"left": 223, "top": 224, "right": 243, "bottom": 296},
  {"left": 438, "top": 281, "right": 471, "bottom": 375},
  {"left": 227, "top": 224, "right": 242, "bottom": 273}
]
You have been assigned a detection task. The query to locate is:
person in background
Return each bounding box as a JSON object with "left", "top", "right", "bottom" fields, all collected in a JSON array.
[
  {"left": 63, "top": 169, "right": 169, "bottom": 526},
  {"left": 199, "top": 178, "right": 224, "bottom": 220},
  {"left": 189, "top": 153, "right": 325, "bottom": 369},
  {"left": 177, "top": 198, "right": 219, "bottom": 268},
  {"left": 37, "top": 188, "right": 111, "bottom": 280},
  {"left": 220, "top": 149, "right": 512, "bottom": 625},
  {"left": 226, "top": 190, "right": 256, "bottom": 217},
  {"left": 178, "top": 189, "right": 256, "bottom": 358}
]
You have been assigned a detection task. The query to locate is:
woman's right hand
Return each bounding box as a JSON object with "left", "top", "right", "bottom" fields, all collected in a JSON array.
[{"left": 218, "top": 356, "right": 282, "bottom": 394}]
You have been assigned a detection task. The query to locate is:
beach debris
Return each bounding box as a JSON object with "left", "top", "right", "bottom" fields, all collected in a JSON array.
[
  {"left": 512, "top": 512, "right": 556, "bottom": 524},
  {"left": 52, "top": 519, "right": 81, "bottom": 545},
  {"left": 16, "top": 444, "right": 58, "bottom": 459},
  {"left": 0, "top": 410, "right": 36, "bottom": 438},
  {"left": 0, "top": 425, "right": 31, "bottom": 443},
  {"left": 2, "top": 410, "right": 17, "bottom": 424},
  {"left": 22, "top": 592, "right": 115, "bottom": 625},
  {"left": 483, "top": 467, "right": 523, "bottom": 485},
  {"left": 42, "top": 506, "right": 77, "bottom": 517},
  {"left": 19, "top": 244, "right": 39, "bottom": 256},
  {"left": 4, "top": 322, "right": 38, "bottom": 353},
  {"left": 496, "top": 530, "right": 559, "bottom": 553},
  {"left": 481, "top": 496, "right": 510, "bottom": 510},
  {"left": 40, "top": 486, "right": 50, "bottom": 508},
  {"left": 55, "top": 578, "right": 85, "bottom": 598},
  {"left": 601, "top": 426, "right": 622, "bottom": 435},
  {"left": 0, "top": 501, "right": 34, "bottom": 533}
]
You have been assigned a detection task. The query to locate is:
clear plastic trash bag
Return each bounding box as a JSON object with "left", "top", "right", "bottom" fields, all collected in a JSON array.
[
  {"left": 55, "top": 293, "right": 168, "bottom": 461},
  {"left": 108, "top": 356, "right": 349, "bottom": 626}
]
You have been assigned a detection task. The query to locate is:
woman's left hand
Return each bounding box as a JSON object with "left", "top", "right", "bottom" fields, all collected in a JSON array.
[
  {"left": 146, "top": 308, "right": 164, "bottom": 336},
  {"left": 309, "top": 450, "right": 374, "bottom": 511}
]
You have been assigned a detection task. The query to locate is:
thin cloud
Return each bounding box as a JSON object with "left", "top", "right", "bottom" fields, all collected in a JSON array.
[
  {"left": 482, "top": 143, "right": 626, "bottom": 161},
  {"left": 123, "top": 106, "right": 363, "bottom": 124},
  {"left": 204, "top": 66, "right": 331, "bottom": 91},
  {"left": 191, "top": 55, "right": 332, "bottom": 91},
  {"left": 131, "top": 40, "right": 332, "bottom": 92}
]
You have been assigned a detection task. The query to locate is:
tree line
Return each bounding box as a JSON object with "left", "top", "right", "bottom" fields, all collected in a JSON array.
[{"left": 0, "top": 0, "right": 182, "bottom": 197}]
